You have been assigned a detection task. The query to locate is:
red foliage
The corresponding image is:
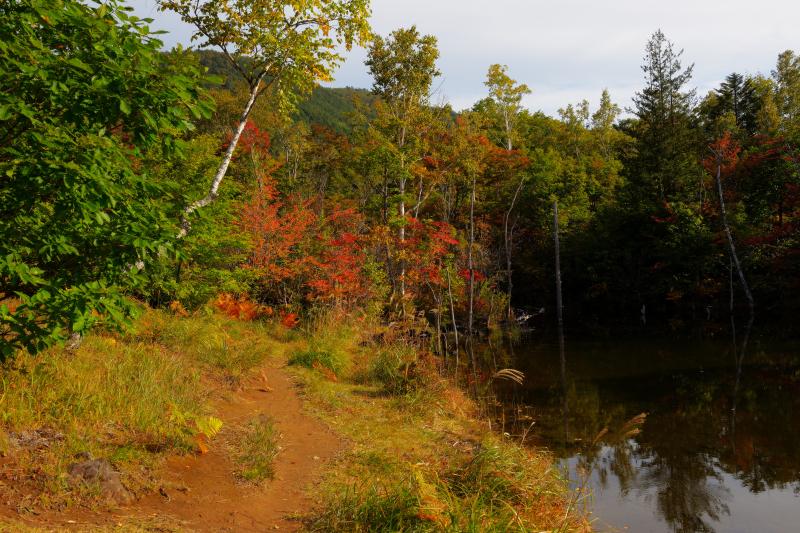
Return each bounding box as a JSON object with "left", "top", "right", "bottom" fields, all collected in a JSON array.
[
  {"left": 307, "top": 208, "right": 371, "bottom": 306},
  {"left": 280, "top": 311, "right": 300, "bottom": 329},
  {"left": 213, "top": 293, "right": 271, "bottom": 321},
  {"left": 239, "top": 175, "right": 316, "bottom": 284},
  {"left": 703, "top": 132, "right": 742, "bottom": 175},
  {"left": 401, "top": 218, "right": 461, "bottom": 292},
  {"left": 458, "top": 268, "right": 487, "bottom": 283},
  {"left": 226, "top": 120, "right": 271, "bottom": 159}
]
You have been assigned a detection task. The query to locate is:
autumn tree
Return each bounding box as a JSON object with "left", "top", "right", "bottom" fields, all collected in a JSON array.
[
  {"left": 159, "top": 0, "right": 372, "bottom": 236},
  {"left": 365, "top": 26, "right": 440, "bottom": 307}
]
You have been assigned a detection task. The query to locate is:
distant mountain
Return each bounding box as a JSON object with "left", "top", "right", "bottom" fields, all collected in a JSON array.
[
  {"left": 296, "top": 86, "right": 375, "bottom": 134},
  {"left": 193, "top": 50, "right": 374, "bottom": 134}
]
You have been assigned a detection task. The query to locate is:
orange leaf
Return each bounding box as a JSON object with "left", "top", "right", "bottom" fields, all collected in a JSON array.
[{"left": 195, "top": 434, "right": 210, "bottom": 455}]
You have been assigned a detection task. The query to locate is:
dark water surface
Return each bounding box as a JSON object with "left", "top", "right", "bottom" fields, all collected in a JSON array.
[{"left": 487, "top": 331, "right": 800, "bottom": 532}]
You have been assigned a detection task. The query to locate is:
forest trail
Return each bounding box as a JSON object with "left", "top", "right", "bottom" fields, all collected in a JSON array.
[
  {"left": 132, "top": 359, "right": 342, "bottom": 532},
  {"left": 4, "top": 359, "right": 341, "bottom": 532}
]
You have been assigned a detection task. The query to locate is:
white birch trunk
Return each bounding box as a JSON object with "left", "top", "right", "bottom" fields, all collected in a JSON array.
[{"left": 178, "top": 74, "right": 265, "bottom": 238}]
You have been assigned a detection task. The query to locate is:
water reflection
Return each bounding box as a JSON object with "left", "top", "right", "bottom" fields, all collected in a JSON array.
[{"left": 486, "top": 330, "right": 800, "bottom": 533}]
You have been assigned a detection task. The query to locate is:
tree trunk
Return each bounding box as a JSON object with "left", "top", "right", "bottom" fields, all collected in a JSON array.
[
  {"left": 446, "top": 268, "right": 459, "bottom": 381},
  {"left": 713, "top": 152, "right": 754, "bottom": 314},
  {"left": 467, "top": 175, "right": 478, "bottom": 385},
  {"left": 178, "top": 73, "right": 266, "bottom": 238},
  {"left": 554, "top": 200, "right": 565, "bottom": 366},
  {"left": 504, "top": 176, "right": 525, "bottom": 321},
  {"left": 398, "top": 125, "right": 408, "bottom": 314},
  {"left": 399, "top": 175, "right": 406, "bottom": 316}
]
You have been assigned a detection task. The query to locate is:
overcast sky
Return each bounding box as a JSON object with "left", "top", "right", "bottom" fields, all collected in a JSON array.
[{"left": 130, "top": 0, "right": 800, "bottom": 116}]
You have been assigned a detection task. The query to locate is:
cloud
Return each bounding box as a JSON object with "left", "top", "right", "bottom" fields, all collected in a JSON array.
[{"left": 129, "top": 0, "right": 800, "bottom": 116}]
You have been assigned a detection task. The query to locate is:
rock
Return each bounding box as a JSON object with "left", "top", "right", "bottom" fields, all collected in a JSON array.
[
  {"left": 7, "top": 427, "right": 65, "bottom": 450},
  {"left": 67, "top": 454, "right": 133, "bottom": 505}
]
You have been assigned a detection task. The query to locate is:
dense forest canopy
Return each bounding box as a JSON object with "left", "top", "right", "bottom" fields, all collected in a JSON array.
[{"left": 2, "top": 0, "right": 799, "bottom": 356}]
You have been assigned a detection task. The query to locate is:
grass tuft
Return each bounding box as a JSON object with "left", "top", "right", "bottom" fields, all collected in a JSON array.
[{"left": 232, "top": 415, "right": 280, "bottom": 484}]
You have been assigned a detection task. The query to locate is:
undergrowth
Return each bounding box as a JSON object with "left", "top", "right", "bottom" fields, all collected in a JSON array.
[{"left": 0, "top": 306, "right": 583, "bottom": 530}]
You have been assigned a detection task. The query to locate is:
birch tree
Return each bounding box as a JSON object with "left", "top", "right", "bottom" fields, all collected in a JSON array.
[
  {"left": 159, "top": 0, "right": 372, "bottom": 237},
  {"left": 484, "top": 64, "right": 531, "bottom": 319},
  {"left": 484, "top": 64, "right": 531, "bottom": 151},
  {"left": 365, "top": 26, "right": 440, "bottom": 306}
]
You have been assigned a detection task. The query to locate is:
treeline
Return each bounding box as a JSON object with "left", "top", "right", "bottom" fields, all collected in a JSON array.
[
  {"left": 184, "top": 35, "right": 800, "bottom": 336},
  {"left": 2, "top": 0, "right": 798, "bottom": 356}
]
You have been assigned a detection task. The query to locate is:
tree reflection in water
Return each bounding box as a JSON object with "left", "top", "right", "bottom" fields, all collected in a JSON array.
[{"left": 485, "top": 321, "right": 800, "bottom": 533}]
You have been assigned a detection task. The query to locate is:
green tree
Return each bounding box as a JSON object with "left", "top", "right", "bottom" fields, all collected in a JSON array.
[
  {"left": 772, "top": 50, "right": 800, "bottom": 140},
  {"left": 628, "top": 30, "right": 700, "bottom": 205},
  {"left": 700, "top": 73, "right": 762, "bottom": 138},
  {"left": 159, "top": 0, "right": 372, "bottom": 236},
  {"left": 592, "top": 89, "right": 623, "bottom": 159},
  {"left": 484, "top": 64, "right": 531, "bottom": 151},
  {"left": 481, "top": 65, "right": 531, "bottom": 318},
  {"left": 0, "top": 0, "right": 211, "bottom": 356}
]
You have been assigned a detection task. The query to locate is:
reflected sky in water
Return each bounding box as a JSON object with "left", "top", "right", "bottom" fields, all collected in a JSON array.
[{"left": 488, "top": 333, "right": 800, "bottom": 533}]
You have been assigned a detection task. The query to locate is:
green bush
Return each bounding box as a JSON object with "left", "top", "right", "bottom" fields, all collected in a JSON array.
[{"left": 0, "top": 0, "right": 212, "bottom": 355}]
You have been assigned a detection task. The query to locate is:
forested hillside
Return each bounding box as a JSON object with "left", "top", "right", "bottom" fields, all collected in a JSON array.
[
  {"left": 195, "top": 50, "right": 375, "bottom": 134},
  {"left": 2, "top": 2, "right": 799, "bottom": 355}
]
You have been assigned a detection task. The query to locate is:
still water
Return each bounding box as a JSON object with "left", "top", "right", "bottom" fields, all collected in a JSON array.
[{"left": 487, "top": 330, "right": 800, "bottom": 532}]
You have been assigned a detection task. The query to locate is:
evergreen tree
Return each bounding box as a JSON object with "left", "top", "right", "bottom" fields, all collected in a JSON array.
[
  {"left": 710, "top": 73, "right": 761, "bottom": 135},
  {"left": 628, "top": 30, "right": 700, "bottom": 206}
]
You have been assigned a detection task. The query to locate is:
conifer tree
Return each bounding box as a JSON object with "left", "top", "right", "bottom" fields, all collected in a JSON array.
[{"left": 628, "top": 30, "right": 700, "bottom": 206}]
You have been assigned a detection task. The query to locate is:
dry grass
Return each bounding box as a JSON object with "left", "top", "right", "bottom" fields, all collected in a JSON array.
[{"left": 230, "top": 414, "right": 281, "bottom": 484}]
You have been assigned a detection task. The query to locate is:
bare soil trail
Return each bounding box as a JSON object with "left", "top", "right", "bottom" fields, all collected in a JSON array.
[
  {"left": 133, "top": 359, "right": 341, "bottom": 532},
  {"left": 2, "top": 359, "right": 342, "bottom": 532}
]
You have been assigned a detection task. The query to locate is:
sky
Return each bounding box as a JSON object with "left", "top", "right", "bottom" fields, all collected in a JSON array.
[{"left": 129, "top": 0, "right": 800, "bottom": 116}]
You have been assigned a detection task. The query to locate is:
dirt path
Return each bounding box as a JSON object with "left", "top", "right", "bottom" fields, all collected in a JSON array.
[
  {"left": 132, "top": 360, "right": 341, "bottom": 532},
  {"left": 2, "top": 360, "right": 341, "bottom": 532}
]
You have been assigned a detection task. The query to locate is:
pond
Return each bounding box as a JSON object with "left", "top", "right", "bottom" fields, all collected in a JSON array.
[{"left": 485, "top": 327, "right": 800, "bottom": 532}]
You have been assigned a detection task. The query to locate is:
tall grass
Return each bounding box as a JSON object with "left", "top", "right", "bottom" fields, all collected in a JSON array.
[
  {"left": 1, "top": 335, "right": 204, "bottom": 451},
  {"left": 288, "top": 311, "right": 357, "bottom": 377},
  {"left": 309, "top": 438, "right": 573, "bottom": 532},
  {"left": 0, "top": 307, "right": 276, "bottom": 509}
]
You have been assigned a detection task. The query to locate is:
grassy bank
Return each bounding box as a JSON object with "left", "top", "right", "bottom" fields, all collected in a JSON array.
[
  {"left": 0, "top": 307, "right": 586, "bottom": 531},
  {"left": 285, "top": 313, "right": 586, "bottom": 532}
]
